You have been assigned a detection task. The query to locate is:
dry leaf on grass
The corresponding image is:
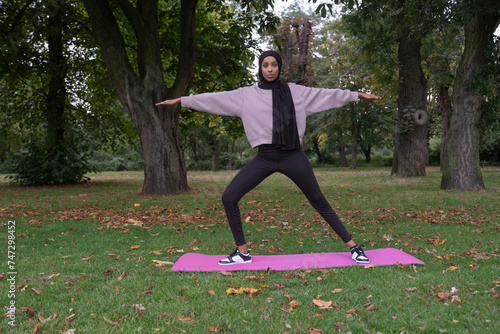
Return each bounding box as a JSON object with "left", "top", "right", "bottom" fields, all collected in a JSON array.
[
  {"left": 209, "top": 323, "right": 221, "bottom": 332},
  {"left": 313, "top": 299, "right": 335, "bottom": 309},
  {"left": 117, "top": 271, "right": 129, "bottom": 281},
  {"left": 151, "top": 259, "right": 174, "bottom": 266},
  {"left": 177, "top": 316, "right": 194, "bottom": 324},
  {"left": 309, "top": 328, "right": 324, "bottom": 334},
  {"left": 103, "top": 316, "right": 118, "bottom": 325}
]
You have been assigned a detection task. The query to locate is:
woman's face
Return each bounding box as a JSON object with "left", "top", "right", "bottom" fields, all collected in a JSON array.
[{"left": 261, "top": 56, "right": 279, "bottom": 82}]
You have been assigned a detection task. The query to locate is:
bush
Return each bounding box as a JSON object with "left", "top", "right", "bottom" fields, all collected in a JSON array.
[
  {"left": 4, "top": 140, "right": 93, "bottom": 186},
  {"left": 428, "top": 137, "right": 441, "bottom": 166}
]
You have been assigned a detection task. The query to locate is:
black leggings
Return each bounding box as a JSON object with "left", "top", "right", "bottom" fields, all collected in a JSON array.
[{"left": 221, "top": 145, "right": 352, "bottom": 246}]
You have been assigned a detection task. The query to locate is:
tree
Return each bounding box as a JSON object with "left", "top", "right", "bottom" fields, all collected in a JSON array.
[
  {"left": 0, "top": 0, "right": 95, "bottom": 185},
  {"left": 328, "top": 0, "right": 451, "bottom": 176},
  {"left": 441, "top": 0, "right": 500, "bottom": 190},
  {"left": 82, "top": 0, "right": 276, "bottom": 194},
  {"left": 308, "top": 18, "right": 395, "bottom": 167},
  {"left": 390, "top": 0, "right": 429, "bottom": 177}
]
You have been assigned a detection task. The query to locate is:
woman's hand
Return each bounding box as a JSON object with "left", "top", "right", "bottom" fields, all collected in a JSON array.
[
  {"left": 155, "top": 97, "right": 181, "bottom": 107},
  {"left": 358, "top": 92, "right": 381, "bottom": 101}
]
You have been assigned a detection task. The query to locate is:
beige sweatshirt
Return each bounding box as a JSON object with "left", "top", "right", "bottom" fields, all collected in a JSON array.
[{"left": 181, "top": 83, "right": 359, "bottom": 148}]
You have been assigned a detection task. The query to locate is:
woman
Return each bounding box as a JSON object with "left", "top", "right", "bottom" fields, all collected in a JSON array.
[{"left": 156, "top": 51, "right": 381, "bottom": 265}]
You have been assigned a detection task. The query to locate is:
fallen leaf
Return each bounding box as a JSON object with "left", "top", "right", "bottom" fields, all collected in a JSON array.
[
  {"left": 442, "top": 266, "right": 459, "bottom": 274},
  {"left": 108, "top": 254, "right": 120, "bottom": 260},
  {"left": 207, "top": 290, "right": 215, "bottom": 295},
  {"left": 219, "top": 271, "right": 235, "bottom": 276},
  {"left": 313, "top": 299, "right": 334, "bottom": 309},
  {"left": 177, "top": 316, "right": 194, "bottom": 324},
  {"left": 38, "top": 273, "right": 60, "bottom": 281},
  {"left": 346, "top": 308, "right": 361, "bottom": 316},
  {"left": 289, "top": 300, "right": 301, "bottom": 310},
  {"left": 151, "top": 259, "right": 174, "bottom": 266},
  {"left": 32, "top": 323, "right": 40, "bottom": 333},
  {"left": 209, "top": 323, "right": 221, "bottom": 332},
  {"left": 126, "top": 218, "right": 143, "bottom": 225},
  {"left": 226, "top": 286, "right": 261, "bottom": 295},
  {"left": 117, "top": 271, "right": 129, "bottom": 281},
  {"left": 437, "top": 292, "right": 453, "bottom": 301},
  {"left": 64, "top": 314, "right": 75, "bottom": 326},
  {"left": 405, "top": 287, "right": 417, "bottom": 292},
  {"left": 103, "top": 316, "right": 118, "bottom": 325},
  {"left": 126, "top": 245, "right": 141, "bottom": 252},
  {"left": 366, "top": 304, "right": 379, "bottom": 312},
  {"left": 331, "top": 288, "right": 342, "bottom": 293},
  {"left": 31, "top": 288, "right": 42, "bottom": 295},
  {"left": 149, "top": 250, "right": 163, "bottom": 255},
  {"left": 103, "top": 269, "right": 113, "bottom": 276},
  {"left": 309, "top": 328, "right": 324, "bottom": 334}
]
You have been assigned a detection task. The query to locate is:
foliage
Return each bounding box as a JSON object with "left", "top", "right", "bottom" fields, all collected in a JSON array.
[
  {"left": 306, "top": 17, "right": 396, "bottom": 164},
  {"left": 4, "top": 130, "right": 93, "bottom": 186}
]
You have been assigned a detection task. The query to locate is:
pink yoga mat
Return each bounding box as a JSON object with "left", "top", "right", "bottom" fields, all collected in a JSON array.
[{"left": 170, "top": 248, "right": 424, "bottom": 272}]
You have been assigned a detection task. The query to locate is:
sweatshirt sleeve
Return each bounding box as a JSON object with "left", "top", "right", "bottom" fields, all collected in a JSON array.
[
  {"left": 289, "top": 83, "right": 359, "bottom": 116},
  {"left": 180, "top": 88, "right": 244, "bottom": 117}
]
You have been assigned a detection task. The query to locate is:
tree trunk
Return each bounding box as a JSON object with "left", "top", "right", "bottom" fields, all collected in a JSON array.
[
  {"left": 441, "top": 6, "right": 499, "bottom": 190},
  {"left": 337, "top": 129, "right": 348, "bottom": 167},
  {"left": 46, "top": 0, "right": 66, "bottom": 152},
  {"left": 350, "top": 105, "right": 358, "bottom": 169},
  {"left": 83, "top": 0, "right": 197, "bottom": 194},
  {"left": 362, "top": 145, "right": 371, "bottom": 163},
  {"left": 211, "top": 134, "right": 220, "bottom": 171},
  {"left": 391, "top": 26, "right": 428, "bottom": 177},
  {"left": 437, "top": 83, "right": 451, "bottom": 170},
  {"left": 312, "top": 136, "right": 324, "bottom": 164}
]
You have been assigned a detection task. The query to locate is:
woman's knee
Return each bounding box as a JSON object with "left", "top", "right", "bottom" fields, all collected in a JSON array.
[{"left": 221, "top": 190, "right": 237, "bottom": 206}]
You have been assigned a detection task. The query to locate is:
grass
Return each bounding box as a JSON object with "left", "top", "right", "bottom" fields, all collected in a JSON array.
[{"left": 0, "top": 167, "right": 499, "bottom": 333}]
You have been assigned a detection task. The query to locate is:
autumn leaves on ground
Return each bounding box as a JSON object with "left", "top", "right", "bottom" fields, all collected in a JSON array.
[{"left": 1, "top": 167, "right": 499, "bottom": 333}]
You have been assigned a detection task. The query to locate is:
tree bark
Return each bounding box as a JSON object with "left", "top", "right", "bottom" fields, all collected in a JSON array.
[
  {"left": 441, "top": 5, "right": 499, "bottom": 190},
  {"left": 361, "top": 144, "right": 371, "bottom": 163},
  {"left": 337, "top": 128, "right": 348, "bottom": 167},
  {"left": 350, "top": 105, "right": 358, "bottom": 169},
  {"left": 312, "top": 136, "right": 324, "bottom": 164},
  {"left": 437, "top": 83, "right": 451, "bottom": 170},
  {"left": 46, "top": 0, "right": 66, "bottom": 152},
  {"left": 391, "top": 25, "right": 428, "bottom": 177},
  {"left": 211, "top": 134, "right": 220, "bottom": 171},
  {"left": 83, "top": 0, "right": 197, "bottom": 194}
]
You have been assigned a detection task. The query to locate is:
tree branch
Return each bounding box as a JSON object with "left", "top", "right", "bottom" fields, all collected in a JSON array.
[
  {"left": 82, "top": 0, "right": 140, "bottom": 112},
  {"left": 171, "top": 0, "right": 198, "bottom": 97}
]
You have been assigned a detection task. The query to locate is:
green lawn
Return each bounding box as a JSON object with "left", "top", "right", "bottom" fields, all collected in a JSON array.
[{"left": 1, "top": 167, "right": 499, "bottom": 333}]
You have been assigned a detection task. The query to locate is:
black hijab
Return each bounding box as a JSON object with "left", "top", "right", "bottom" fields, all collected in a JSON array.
[{"left": 258, "top": 51, "right": 300, "bottom": 150}]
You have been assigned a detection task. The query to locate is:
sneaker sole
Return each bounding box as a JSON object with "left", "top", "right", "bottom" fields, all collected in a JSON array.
[
  {"left": 355, "top": 259, "right": 370, "bottom": 264},
  {"left": 218, "top": 260, "right": 252, "bottom": 266}
]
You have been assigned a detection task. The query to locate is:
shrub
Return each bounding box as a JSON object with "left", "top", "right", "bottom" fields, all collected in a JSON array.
[{"left": 5, "top": 139, "right": 93, "bottom": 186}]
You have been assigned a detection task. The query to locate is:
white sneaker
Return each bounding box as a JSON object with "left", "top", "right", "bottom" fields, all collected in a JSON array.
[
  {"left": 218, "top": 249, "right": 252, "bottom": 265},
  {"left": 351, "top": 245, "right": 370, "bottom": 264}
]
